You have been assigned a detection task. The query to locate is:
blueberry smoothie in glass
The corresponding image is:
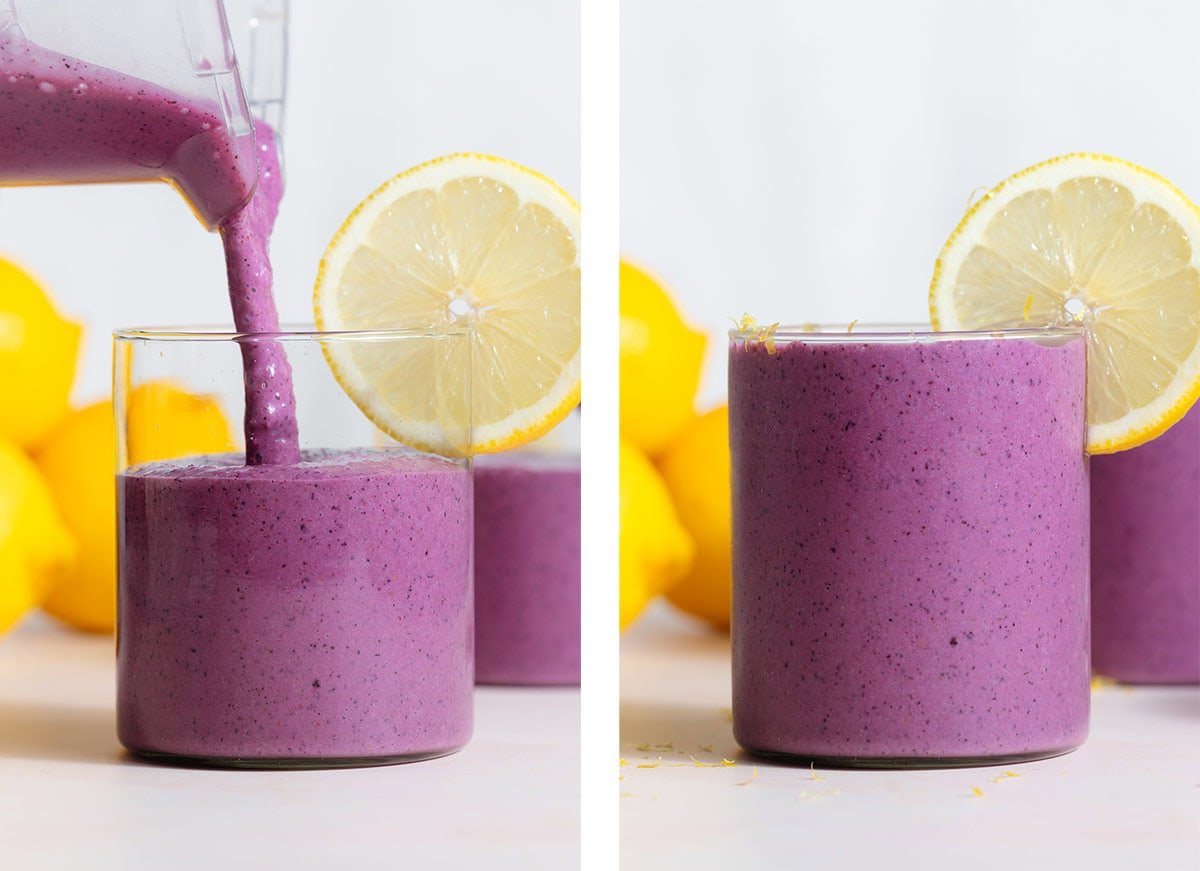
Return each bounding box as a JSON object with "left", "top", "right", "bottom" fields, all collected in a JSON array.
[
  {"left": 474, "top": 451, "right": 580, "bottom": 685},
  {"left": 118, "top": 449, "right": 473, "bottom": 765},
  {"left": 1091, "top": 403, "right": 1200, "bottom": 684},
  {"left": 729, "top": 326, "right": 1090, "bottom": 767}
]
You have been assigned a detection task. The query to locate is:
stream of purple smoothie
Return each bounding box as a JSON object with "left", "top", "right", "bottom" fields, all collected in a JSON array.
[
  {"left": 217, "top": 124, "right": 299, "bottom": 465},
  {"left": 0, "top": 31, "right": 299, "bottom": 464}
]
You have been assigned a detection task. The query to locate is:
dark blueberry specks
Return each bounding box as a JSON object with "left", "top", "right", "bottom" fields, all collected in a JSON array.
[
  {"left": 728, "top": 335, "right": 1090, "bottom": 760},
  {"left": 117, "top": 449, "right": 473, "bottom": 760}
]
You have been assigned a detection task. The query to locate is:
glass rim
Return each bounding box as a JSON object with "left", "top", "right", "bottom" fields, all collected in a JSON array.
[
  {"left": 728, "top": 322, "right": 1084, "bottom": 344},
  {"left": 113, "top": 323, "right": 471, "bottom": 342}
]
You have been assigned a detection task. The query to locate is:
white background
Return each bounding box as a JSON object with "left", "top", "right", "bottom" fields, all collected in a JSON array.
[
  {"left": 0, "top": 0, "right": 580, "bottom": 405},
  {"left": 621, "top": 0, "right": 1200, "bottom": 406}
]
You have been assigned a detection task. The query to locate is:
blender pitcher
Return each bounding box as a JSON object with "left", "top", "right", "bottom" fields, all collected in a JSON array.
[{"left": 0, "top": 0, "right": 277, "bottom": 228}]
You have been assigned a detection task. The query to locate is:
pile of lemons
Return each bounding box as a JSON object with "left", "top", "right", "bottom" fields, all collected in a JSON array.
[
  {"left": 0, "top": 257, "right": 232, "bottom": 635},
  {"left": 620, "top": 261, "right": 732, "bottom": 630}
]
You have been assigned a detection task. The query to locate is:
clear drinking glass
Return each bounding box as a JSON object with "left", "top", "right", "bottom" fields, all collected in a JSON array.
[
  {"left": 473, "top": 407, "right": 581, "bottom": 686},
  {"left": 728, "top": 324, "right": 1090, "bottom": 768},
  {"left": 113, "top": 326, "right": 474, "bottom": 769}
]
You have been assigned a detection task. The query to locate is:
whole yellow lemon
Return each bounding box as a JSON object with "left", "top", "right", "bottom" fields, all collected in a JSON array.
[
  {"left": 620, "top": 437, "right": 694, "bottom": 630},
  {"left": 0, "top": 439, "right": 75, "bottom": 633},
  {"left": 0, "top": 258, "right": 82, "bottom": 449},
  {"left": 124, "top": 380, "right": 238, "bottom": 465},
  {"left": 35, "top": 383, "right": 234, "bottom": 632},
  {"left": 619, "top": 261, "right": 707, "bottom": 456},
  {"left": 658, "top": 406, "right": 732, "bottom": 629}
]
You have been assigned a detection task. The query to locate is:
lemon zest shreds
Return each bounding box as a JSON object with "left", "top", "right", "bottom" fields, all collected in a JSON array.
[
  {"left": 688, "top": 756, "right": 737, "bottom": 768},
  {"left": 719, "top": 707, "right": 733, "bottom": 722},
  {"left": 1022, "top": 295, "right": 1034, "bottom": 321},
  {"left": 699, "top": 744, "right": 713, "bottom": 753},
  {"left": 763, "top": 326, "right": 780, "bottom": 355},
  {"left": 965, "top": 186, "right": 991, "bottom": 210},
  {"left": 809, "top": 763, "right": 825, "bottom": 782},
  {"left": 847, "top": 319, "right": 859, "bottom": 333},
  {"left": 636, "top": 742, "right": 674, "bottom": 752},
  {"left": 736, "top": 766, "right": 759, "bottom": 786},
  {"left": 636, "top": 758, "right": 663, "bottom": 769},
  {"left": 735, "top": 314, "right": 781, "bottom": 354},
  {"left": 1091, "top": 675, "right": 1118, "bottom": 691},
  {"left": 619, "top": 758, "right": 629, "bottom": 767},
  {"left": 972, "top": 787, "right": 985, "bottom": 798}
]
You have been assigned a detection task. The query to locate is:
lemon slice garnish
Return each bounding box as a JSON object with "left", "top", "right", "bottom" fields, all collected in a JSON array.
[
  {"left": 930, "top": 153, "right": 1200, "bottom": 453},
  {"left": 314, "top": 153, "right": 580, "bottom": 456}
]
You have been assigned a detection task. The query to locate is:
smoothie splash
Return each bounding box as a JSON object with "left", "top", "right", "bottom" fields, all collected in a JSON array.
[
  {"left": 0, "top": 30, "right": 298, "bottom": 464},
  {"left": 218, "top": 123, "right": 299, "bottom": 465}
]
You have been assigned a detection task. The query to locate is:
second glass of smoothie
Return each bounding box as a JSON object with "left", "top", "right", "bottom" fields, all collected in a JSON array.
[
  {"left": 473, "top": 409, "right": 581, "bottom": 686},
  {"left": 1091, "top": 403, "right": 1200, "bottom": 684},
  {"left": 729, "top": 324, "right": 1090, "bottom": 768},
  {"left": 114, "top": 327, "right": 474, "bottom": 768}
]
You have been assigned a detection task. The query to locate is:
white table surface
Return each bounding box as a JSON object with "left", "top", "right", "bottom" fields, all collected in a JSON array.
[
  {"left": 621, "top": 604, "right": 1200, "bottom": 870},
  {"left": 0, "top": 615, "right": 579, "bottom": 870}
]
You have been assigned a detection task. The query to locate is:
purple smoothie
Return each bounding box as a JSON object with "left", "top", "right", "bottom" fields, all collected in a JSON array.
[
  {"left": 0, "top": 32, "right": 299, "bottom": 464},
  {"left": 729, "top": 330, "right": 1090, "bottom": 765},
  {"left": 0, "top": 30, "right": 256, "bottom": 226},
  {"left": 1091, "top": 404, "right": 1200, "bottom": 683},
  {"left": 117, "top": 449, "right": 473, "bottom": 763},
  {"left": 218, "top": 122, "right": 299, "bottom": 466},
  {"left": 474, "top": 452, "right": 580, "bottom": 685}
]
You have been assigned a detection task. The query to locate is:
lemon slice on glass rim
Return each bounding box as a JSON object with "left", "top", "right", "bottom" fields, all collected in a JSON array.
[
  {"left": 314, "top": 153, "right": 580, "bottom": 456},
  {"left": 930, "top": 153, "right": 1200, "bottom": 454}
]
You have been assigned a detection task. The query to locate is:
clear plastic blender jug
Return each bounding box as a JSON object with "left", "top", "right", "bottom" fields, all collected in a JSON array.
[
  {"left": 0, "top": 0, "right": 263, "bottom": 228},
  {"left": 226, "top": 0, "right": 287, "bottom": 133}
]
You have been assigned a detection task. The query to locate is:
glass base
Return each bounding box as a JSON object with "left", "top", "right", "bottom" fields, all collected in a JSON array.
[
  {"left": 475, "top": 677, "right": 581, "bottom": 688},
  {"left": 126, "top": 745, "right": 463, "bottom": 771},
  {"left": 742, "top": 744, "right": 1080, "bottom": 770},
  {"left": 1095, "top": 673, "right": 1200, "bottom": 687}
]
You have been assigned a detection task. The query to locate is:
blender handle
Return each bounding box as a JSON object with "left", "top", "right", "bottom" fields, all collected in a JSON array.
[
  {"left": 178, "top": 0, "right": 254, "bottom": 138},
  {"left": 241, "top": 0, "right": 288, "bottom": 135},
  {"left": 0, "top": 1, "right": 20, "bottom": 36}
]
